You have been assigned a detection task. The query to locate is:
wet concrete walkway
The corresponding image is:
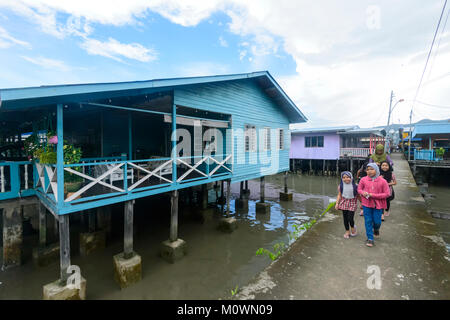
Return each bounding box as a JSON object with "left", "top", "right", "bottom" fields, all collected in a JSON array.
[{"left": 236, "top": 153, "right": 450, "bottom": 300}]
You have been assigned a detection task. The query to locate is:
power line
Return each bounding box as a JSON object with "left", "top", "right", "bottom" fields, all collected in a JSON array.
[
  {"left": 415, "top": 100, "right": 450, "bottom": 109},
  {"left": 411, "top": 0, "right": 448, "bottom": 112},
  {"left": 423, "top": 6, "right": 450, "bottom": 88}
]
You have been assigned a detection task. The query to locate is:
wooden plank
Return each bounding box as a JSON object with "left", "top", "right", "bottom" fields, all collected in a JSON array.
[
  {"left": 170, "top": 190, "right": 178, "bottom": 242},
  {"left": 124, "top": 200, "right": 134, "bottom": 259},
  {"left": 59, "top": 214, "right": 71, "bottom": 283}
]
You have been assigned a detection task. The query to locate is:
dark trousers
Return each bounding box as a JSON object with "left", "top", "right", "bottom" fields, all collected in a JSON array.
[{"left": 342, "top": 210, "right": 355, "bottom": 231}]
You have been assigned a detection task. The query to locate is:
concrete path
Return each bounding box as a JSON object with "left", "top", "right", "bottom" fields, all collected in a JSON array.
[{"left": 236, "top": 153, "right": 450, "bottom": 300}]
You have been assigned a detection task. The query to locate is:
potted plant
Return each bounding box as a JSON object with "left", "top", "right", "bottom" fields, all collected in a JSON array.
[
  {"left": 62, "top": 143, "right": 83, "bottom": 198},
  {"left": 435, "top": 147, "right": 445, "bottom": 161}
]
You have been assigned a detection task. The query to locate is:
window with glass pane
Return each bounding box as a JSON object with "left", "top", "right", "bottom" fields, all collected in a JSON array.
[
  {"left": 305, "top": 136, "right": 311, "bottom": 147},
  {"left": 318, "top": 136, "right": 324, "bottom": 147}
]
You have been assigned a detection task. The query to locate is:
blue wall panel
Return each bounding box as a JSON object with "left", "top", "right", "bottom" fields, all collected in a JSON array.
[{"left": 174, "top": 78, "right": 291, "bottom": 182}]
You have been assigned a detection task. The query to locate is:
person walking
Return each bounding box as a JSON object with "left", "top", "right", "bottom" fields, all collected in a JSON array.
[
  {"left": 357, "top": 163, "right": 390, "bottom": 247},
  {"left": 335, "top": 171, "right": 359, "bottom": 238},
  {"left": 379, "top": 160, "right": 397, "bottom": 220},
  {"left": 370, "top": 144, "right": 393, "bottom": 167}
]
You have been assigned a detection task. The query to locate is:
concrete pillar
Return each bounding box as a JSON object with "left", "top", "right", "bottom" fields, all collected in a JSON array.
[
  {"left": 235, "top": 180, "right": 249, "bottom": 212},
  {"left": 33, "top": 204, "right": 59, "bottom": 267},
  {"left": 43, "top": 213, "right": 86, "bottom": 300},
  {"left": 219, "top": 179, "right": 237, "bottom": 233},
  {"left": 256, "top": 176, "right": 270, "bottom": 214},
  {"left": 2, "top": 205, "right": 23, "bottom": 269},
  {"left": 280, "top": 171, "right": 293, "bottom": 201},
  {"left": 113, "top": 200, "right": 141, "bottom": 289},
  {"left": 79, "top": 209, "right": 105, "bottom": 257},
  {"left": 96, "top": 206, "right": 112, "bottom": 241},
  {"left": 161, "top": 191, "right": 187, "bottom": 263}
]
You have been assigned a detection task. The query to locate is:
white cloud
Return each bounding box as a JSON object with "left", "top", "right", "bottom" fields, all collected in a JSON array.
[
  {"left": 21, "top": 55, "right": 72, "bottom": 71},
  {"left": 80, "top": 37, "right": 157, "bottom": 62},
  {"left": 219, "top": 36, "right": 228, "bottom": 47},
  {"left": 0, "top": 26, "right": 31, "bottom": 48},
  {"left": 1, "top": 0, "right": 449, "bottom": 125}
]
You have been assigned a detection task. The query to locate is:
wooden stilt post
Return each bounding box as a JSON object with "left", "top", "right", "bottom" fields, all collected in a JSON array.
[
  {"left": 350, "top": 159, "right": 354, "bottom": 175},
  {"left": 59, "top": 214, "right": 70, "bottom": 284},
  {"left": 39, "top": 203, "right": 47, "bottom": 247},
  {"left": 88, "top": 209, "right": 96, "bottom": 233},
  {"left": 226, "top": 179, "right": 231, "bottom": 217},
  {"left": 336, "top": 159, "right": 339, "bottom": 176},
  {"left": 260, "top": 176, "right": 265, "bottom": 203},
  {"left": 170, "top": 190, "right": 179, "bottom": 242},
  {"left": 284, "top": 171, "right": 288, "bottom": 193},
  {"left": 124, "top": 200, "right": 134, "bottom": 259},
  {"left": 322, "top": 159, "right": 325, "bottom": 176},
  {"left": 309, "top": 160, "right": 312, "bottom": 175},
  {"left": 240, "top": 181, "right": 244, "bottom": 199}
]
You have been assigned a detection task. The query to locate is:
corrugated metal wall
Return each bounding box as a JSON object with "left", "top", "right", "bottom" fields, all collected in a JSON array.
[{"left": 174, "top": 78, "right": 291, "bottom": 183}]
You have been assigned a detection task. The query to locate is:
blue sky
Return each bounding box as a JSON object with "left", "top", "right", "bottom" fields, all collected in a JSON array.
[{"left": 0, "top": 0, "right": 449, "bottom": 128}]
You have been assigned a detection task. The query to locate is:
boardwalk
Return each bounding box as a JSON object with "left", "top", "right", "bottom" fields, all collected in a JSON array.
[{"left": 236, "top": 153, "right": 450, "bottom": 300}]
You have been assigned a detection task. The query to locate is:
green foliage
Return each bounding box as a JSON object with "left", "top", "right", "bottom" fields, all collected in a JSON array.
[
  {"left": 230, "top": 285, "right": 239, "bottom": 297},
  {"left": 256, "top": 242, "right": 286, "bottom": 261},
  {"left": 436, "top": 147, "right": 445, "bottom": 157}
]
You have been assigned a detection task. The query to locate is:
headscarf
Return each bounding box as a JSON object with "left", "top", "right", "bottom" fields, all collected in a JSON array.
[
  {"left": 370, "top": 144, "right": 387, "bottom": 163},
  {"left": 380, "top": 160, "right": 393, "bottom": 183},
  {"left": 367, "top": 163, "right": 380, "bottom": 180},
  {"left": 340, "top": 171, "right": 357, "bottom": 199}
]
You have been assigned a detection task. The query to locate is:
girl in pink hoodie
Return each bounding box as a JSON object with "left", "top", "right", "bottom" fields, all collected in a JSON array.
[{"left": 357, "top": 163, "right": 390, "bottom": 247}]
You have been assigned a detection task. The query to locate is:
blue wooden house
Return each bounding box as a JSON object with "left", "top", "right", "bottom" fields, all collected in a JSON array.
[{"left": 0, "top": 71, "right": 306, "bottom": 296}]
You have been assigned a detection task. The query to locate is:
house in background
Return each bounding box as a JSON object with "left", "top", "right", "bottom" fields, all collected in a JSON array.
[
  {"left": 290, "top": 126, "right": 385, "bottom": 175},
  {"left": 412, "top": 121, "right": 450, "bottom": 161}
]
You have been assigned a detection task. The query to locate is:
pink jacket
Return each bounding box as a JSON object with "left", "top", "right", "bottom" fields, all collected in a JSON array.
[{"left": 357, "top": 176, "right": 390, "bottom": 209}]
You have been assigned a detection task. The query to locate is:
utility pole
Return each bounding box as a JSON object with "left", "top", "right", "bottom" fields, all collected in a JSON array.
[
  {"left": 385, "top": 90, "right": 394, "bottom": 153},
  {"left": 408, "top": 109, "right": 412, "bottom": 161}
]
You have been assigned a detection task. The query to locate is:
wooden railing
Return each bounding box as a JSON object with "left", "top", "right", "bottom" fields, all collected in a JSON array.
[
  {"left": 414, "top": 149, "right": 439, "bottom": 161},
  {"left": 0, "top": 161, "right": 36, "bottom": 200},
  {"left": 340, "top": 148, "right": 372, "bottom": 158},
  {"left": 32, "top": 154, "right": 232, "bottom": 206}
]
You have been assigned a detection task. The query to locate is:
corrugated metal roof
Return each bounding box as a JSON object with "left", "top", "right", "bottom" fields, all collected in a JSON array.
[
  {"left": 291, "top": 125, "right": 358, "bottom": 134},
  {"left": 340, "top": 127, "right": 385, "bottom": 136},
  {"left": 0, "top": 71, "right": 307, "bottom": 123},
  {"left": 412, "top": 122, "right": 450, "bottom": 137}
]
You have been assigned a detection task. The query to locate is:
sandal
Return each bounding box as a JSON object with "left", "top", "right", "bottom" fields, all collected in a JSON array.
[
  {"left": 344, "top": 233, "right": 350, "bottom": 239},
  {"left": 350, "top": 227, "right": 357, "bottom": 237},
  {"left": 385, "top": 211, "right": 390, "bottom": 217},
  {"left": 366, "top": 239, "right": 374, "bottom": 247}
]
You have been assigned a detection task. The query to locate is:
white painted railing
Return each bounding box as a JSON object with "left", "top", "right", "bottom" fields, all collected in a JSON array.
[{"left": 340, "top": 148, "right": 372, "bottom": 158}]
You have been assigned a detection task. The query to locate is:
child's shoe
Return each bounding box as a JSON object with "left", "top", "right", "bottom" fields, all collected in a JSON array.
[
  {"left": 385, "top": 210, "right": 390, "bottom": 217},
  {"left": 344, "top": 232, "right": 350, "bottom": 239},
  {"left": 366, "top": 239, "right": 374, "bottom": 247},
  {"left": 350, "top": 227, "right": 357, "bottom": 237},
  {"left": 374, "top": 229, "right": 380, "bottom": 237}
]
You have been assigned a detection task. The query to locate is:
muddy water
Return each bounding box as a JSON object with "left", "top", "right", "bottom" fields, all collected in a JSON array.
[
  {"left": 424, "top": 185, "right": 450, "bottom": 253},
  {"left": 0, "top": 173, "right": 340, "bottom": 300}
]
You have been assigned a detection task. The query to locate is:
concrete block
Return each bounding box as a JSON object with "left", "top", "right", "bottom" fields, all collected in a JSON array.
[
  {"left": 43, "top": 277, "right": 87, "bottom": 300},
  {"left": 113, "top": 252, "right": 142, "bottom": 289},
  {"left": 217, "top": 217, "right": 237, "bottom": 233},
  {"left": 256, "top": 202, "right": 271, "bottom": 214},
  {"left": 280, "top": 192, "right": 293, "bottom": 201},
  {"left": 32, "top": 243, "right": 60, "bottom": 267},
  {"left": 79, "top": 230, "right": 106, "bottom": 256},
  {"left": 235, "top": 198, "right": 249, "bottom": 211},
  {"left": 160, "top": 239, "right": 187, "bottom": 264}
]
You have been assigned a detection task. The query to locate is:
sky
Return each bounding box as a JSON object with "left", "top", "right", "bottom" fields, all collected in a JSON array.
[{"left": 0, "top": 0, "right": 449, "bottom": 129}]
